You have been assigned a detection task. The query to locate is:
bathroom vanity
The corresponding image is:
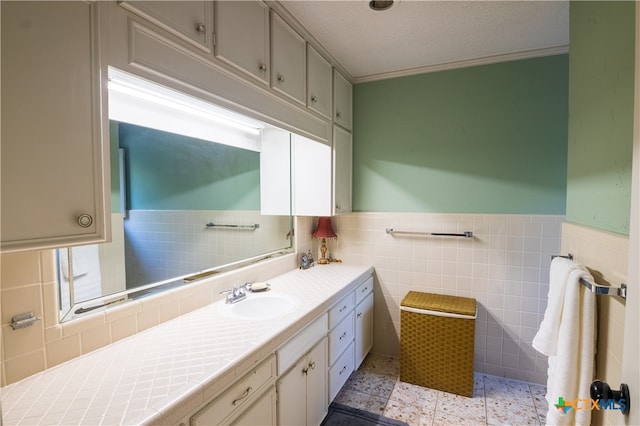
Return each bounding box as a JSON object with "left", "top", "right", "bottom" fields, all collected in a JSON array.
[{"left": 0, "top": 264, "right": 374, "bottom": 425}]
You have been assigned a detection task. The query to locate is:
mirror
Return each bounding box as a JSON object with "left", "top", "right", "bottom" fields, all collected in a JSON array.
[{"left": 57, "top": 70, "right": 293, "bottom": 321}]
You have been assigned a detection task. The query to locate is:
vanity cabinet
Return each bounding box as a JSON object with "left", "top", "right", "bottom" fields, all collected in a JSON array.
[
  {"left": 214, "top": 1, "right": 270, "bottom": 85},
  {"left": 307, "top": 45, "right": 333, "bottom": 120},
  {"left": 354, "top": 277, "right": 374, "bottom": 369},
  {"left": 1, "top": 1, "right": 110, "bottom": 253},
  {"left": 191, "top": 355, "right": 277, "bottom": 426},
  {"left": 333, "top": 70, "right": 353, "bottom": 131},
  {"left": 277, "top": 338, "right": 328, "bottom": 426},
  {"left": 270, "top": 11, "right": 306, "bottom": 105},
  {"left": 118, "top": 1, "right": 213, "bottom": 53}
]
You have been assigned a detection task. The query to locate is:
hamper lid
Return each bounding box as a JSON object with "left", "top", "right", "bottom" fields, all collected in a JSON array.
[{"left": 401, "top": 291, "right": 476, "bottom": 316}]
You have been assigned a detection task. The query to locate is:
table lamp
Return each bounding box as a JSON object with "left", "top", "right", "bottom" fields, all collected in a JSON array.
[{"left": 312, "top": 217, "right": 337, "bottom": 264}]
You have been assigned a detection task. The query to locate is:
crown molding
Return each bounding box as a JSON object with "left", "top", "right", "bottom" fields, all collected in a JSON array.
[{"left": 352, "top": 45, "right": 569, "bottom": 84}]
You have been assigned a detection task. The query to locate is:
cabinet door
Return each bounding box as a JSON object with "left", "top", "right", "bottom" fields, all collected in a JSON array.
[
  {"left": 355, "top": 292, "right": 374, "bottom": 369},
  {"left": 333, "top": 70, "right": 352, "bottom": 130},
  {"left": 260, "top": 129, "right": 291, "bottom": 216},
  {"left": 1, "top": 1, "right": 109, "bottom": 252},
  {"left": 292, "top": 135, "right": 332, "bottom": 217},
  {"left": 333, "top": 126, "right": 353, "bottom": 215},
  {"left": 277, "top": 355, "right": 309, "bottom": 426},
  {"left": 214, "top": 1, "right": 269, "bottom": 84},
  {"left": 230, "top": 386, "right": 277, "bottom": 426},
  {"left": 271, "top": 11, "right": 306, "bottom": 104},
  {"left": 306, "top": 337, "right": 328, "bottom": 426},
  {"left": 307, "top": 45, "right": 333, "bottom": 120},
  {"left": 119, "top": 1, "right": 212, "bottom": 53}
]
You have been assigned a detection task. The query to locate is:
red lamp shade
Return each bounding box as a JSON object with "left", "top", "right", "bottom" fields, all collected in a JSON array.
[{"left": 312, "top": 217, "right": 337, "bottom": 239}]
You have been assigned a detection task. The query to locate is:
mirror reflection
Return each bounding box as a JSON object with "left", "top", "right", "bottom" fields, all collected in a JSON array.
[{"left": 58, "top": 70, "right": 293, "bottom": 321}]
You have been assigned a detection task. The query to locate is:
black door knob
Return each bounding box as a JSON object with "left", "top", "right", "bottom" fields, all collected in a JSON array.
[{"left": 590, "top": 380, "right": 630, "bottom": 415}]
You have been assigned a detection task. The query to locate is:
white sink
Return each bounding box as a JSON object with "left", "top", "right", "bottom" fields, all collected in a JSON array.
[{"left": 217, "top": 292, "right": 300, "bottom": 320}]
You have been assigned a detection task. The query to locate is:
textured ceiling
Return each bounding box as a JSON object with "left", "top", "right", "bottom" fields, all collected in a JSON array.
[{"left": 280, "top": 0, "right": 569, "bottom": 82}]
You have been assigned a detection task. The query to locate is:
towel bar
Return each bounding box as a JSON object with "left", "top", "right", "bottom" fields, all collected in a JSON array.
[
  {"left": 553, "top": 254, "right": 628, "bottom": 300},
  {"left": 206, "top": 222, "right": 259, "bottom": 230},
  {"left": 386, "top": 228, "right": 473, "bottom": 238}
]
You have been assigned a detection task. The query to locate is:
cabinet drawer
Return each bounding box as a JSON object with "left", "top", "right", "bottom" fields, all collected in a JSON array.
[
  {"left": 278, "top": 313, "right": 327, "bottom": 375},
  {"left": 328, "top": 342, "right": 354, "bottom": 402},
  {"left": 355, "top": 276, "right": 373, "bottom": 305},
  {"left": 328, "top": 292, "right": 354, "bottom": 329},
  {"left": 191, "top": 355, "right": 276, "bottom": 425},
  {"left": 328, "top": 311, "right": 354, "bottom": 365}
]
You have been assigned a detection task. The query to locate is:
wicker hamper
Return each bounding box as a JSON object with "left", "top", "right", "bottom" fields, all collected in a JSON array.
[{"left": 400, "top": 291, "right": 477, "bottom": 397}]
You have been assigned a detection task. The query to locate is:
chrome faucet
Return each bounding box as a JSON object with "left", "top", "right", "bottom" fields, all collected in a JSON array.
[{"left": 220, "top": 284, "right": 248, "bottom": 304}]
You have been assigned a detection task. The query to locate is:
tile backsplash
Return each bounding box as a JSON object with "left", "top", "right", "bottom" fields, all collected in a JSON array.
[
  {"left": 329, "top": 212, "right": 564, "bottom": 384},
  {"left": 2, "top": 213, "right": 561, "bottom": 386}
]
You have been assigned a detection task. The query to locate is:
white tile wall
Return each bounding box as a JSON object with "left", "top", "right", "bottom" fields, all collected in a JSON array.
[
  {"left": 328, "top": 212, "right": 564, "bottom": 384},
  {"left": 123, "top": 210, "right": 290, "bottom": 286}
]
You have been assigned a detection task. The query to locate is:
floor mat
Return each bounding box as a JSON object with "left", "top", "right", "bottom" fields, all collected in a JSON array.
[{"left": 320, "top": 402, "right": 409, "bottom": 426}]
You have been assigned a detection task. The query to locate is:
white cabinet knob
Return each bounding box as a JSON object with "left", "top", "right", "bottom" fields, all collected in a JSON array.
[
  {"left": 277, "top": 74, "right": 285, "bottom": 83},
  {"left": 195, "top": 23, "right": 206, "bottom": 34},
  {"left": 77, "top": 214, "right": 93, "bottom": 228},
  {"left": 259, "top": 63, "right": 267, "bottom": 72},
  {"left": 311, "top": 95, "right": 318, "bottom": 103}
]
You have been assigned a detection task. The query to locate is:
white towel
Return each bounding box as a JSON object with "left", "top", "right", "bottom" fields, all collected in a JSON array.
[{"left": 533, "top": 257, "right": 596, "bottom": 426}]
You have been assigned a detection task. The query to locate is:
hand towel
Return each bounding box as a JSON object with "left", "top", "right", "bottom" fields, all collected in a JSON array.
[
  {"left": 533, "top": 258, "right": 596, "bottom": 426},
  {"left": 532, "top": 257, "right": 579, "bottom": 356}
]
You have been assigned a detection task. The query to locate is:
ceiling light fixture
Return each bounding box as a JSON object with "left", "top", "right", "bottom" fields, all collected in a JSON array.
[{"left": 369, "top": 0, "right": 394, "bottom": 11}]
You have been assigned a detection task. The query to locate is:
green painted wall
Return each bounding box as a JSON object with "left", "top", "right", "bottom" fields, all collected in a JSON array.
[
  {"left": 567, "top": 1, "right": 635, "bottom": 235},
  {"left": 353, "top": 55, "right": 569, "bottom": 214},
  {"left": 118, "top": 122, "right": 260, "bottom": 210}
]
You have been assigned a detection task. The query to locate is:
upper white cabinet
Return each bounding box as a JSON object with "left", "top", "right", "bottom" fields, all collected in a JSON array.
[
  {"left": 333, "top": 126, "right": 353, "bottom": 215},
  {"left": 214, "top": 1, "right": 270, "bottom": 85},
  {"left": 333, "top": 70, "right": 353, "bottom": 131},
  {"left": 270, "top": 11, "right": 306, "bottom": 105},
  {"left": 1, "top": 1, "right": 110, "bottom": 253},
  {"left": 118, "top": 1, "right": 212, "bottom": 53},
  {"left": 292, "top": 136, "right": 333, "bottom": 217},
  {"left": 307, "top": 45, "right": 333, "bottom": 120}
]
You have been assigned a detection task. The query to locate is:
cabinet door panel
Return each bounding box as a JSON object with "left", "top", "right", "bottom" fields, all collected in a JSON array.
[
  {"left": 355, "top": 292, "right": 374, "bottom": 369},
  {"left": 214, "top": 1, "right": 269, "bottom": 84},
  {"left": 306, "top": 338, "right": 328, "bottom": 426},
  {"left": 119, "top": 1, "right": 212, "bottom": 52},
  {"left": 333, "top": 70, "right": 352, "bottom": 130},
  {"left": 1, "top": 1, "right": 109, "bottom": 252},
  {"left": 277, "top": 356, "right": 308, "bottom": 426},
  {"left": 307, "top": 45, "right": 332, "bottom": 119},
  {"left": 271, "top": 12, "right": 306, "bottom": 104},
  {"left": 333, "top": 126, "right": 352, "bottom": 214},
  {"left": 292, "top": 135, "right": 332, "bottom": 217}
]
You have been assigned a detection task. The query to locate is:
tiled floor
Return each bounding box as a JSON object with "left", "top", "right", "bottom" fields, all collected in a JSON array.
[{"left": 334, "top": 354, "right": 548, "bottom": 426}]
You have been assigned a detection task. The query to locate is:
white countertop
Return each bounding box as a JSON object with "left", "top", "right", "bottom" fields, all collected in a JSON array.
[{"left": 1, "top": 264, "right": 373, "bottom": 425}]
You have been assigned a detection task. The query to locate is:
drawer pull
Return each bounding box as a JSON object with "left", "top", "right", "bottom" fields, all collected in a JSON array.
[
  {"left": 339, "top": 305, "right": 347, "bottom": 313},
  {"left": 232, "top": 387, "right": 253, "bottom": 406},
  {"left": 339, "top": 331, "right": 347, "bottom": 340},
  {"left": 362, "top": 286, "right": 369, "bottom": 293},
  {"left": 357, "top": 312, "right": 362, "bottom": 318},
  {"left": 309, "top": 361, "right": 316, "bottom": 370},
  {"left": 339, "top": 365, "right": 347, "bottom": 375}
]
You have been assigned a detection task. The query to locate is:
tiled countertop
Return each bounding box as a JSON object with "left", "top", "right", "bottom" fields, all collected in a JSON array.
[{"left": 1, "top": 264, "right": 374, "bottom": 425}]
